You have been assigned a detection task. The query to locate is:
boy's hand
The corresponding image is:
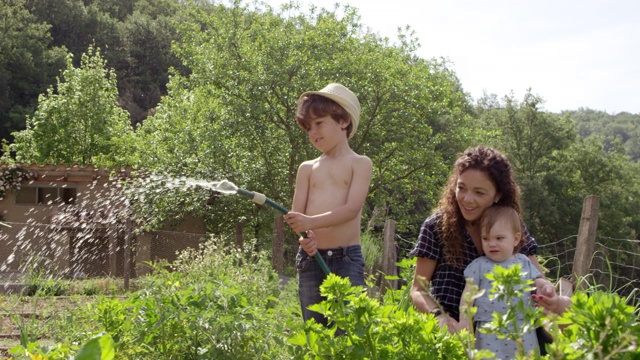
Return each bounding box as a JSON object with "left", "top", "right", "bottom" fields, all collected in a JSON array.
[
  {"left": 284, "top": 212, "right": 312, "bottom": 234},
  {"left": 298, "top": 230, "right": 317, "bottom": 256}
]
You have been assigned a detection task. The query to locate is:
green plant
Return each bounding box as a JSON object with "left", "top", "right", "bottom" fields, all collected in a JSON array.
[
  {"left": 64, "top": 277, "right": 128, "bottom": 296},
  {"left": 8, "top": 238, "right": 639, "bottom": 359},
  {"left": 75, "top": 237, "right": 302, "bottom": 359},
  {"left": 548, "top": 291, "right": 640, "bottom": 359},
  {"left": 20, "top": 256, "right": 68, "bottom": 297},
  {"left": 8, "top": 332, "right": 113, "bottom": 360},
  {"left": 361, "top": 231, "right": 383, "bottom": 278},
  {"left": 3, "top": 295, "right": 75, "bottom": 360},
  {"left": 289, "top": 271, "right": 467, "bottom": 359},
  {"left": 73, "top": 333, "right": 115, "bottom": 360},
  {"left": 8, "top": 341, "right": 76, "bottom": 360},
  {"left": 458, "top": 278, "right": 495, "bottom": 360},
  {"left": 460, "top": 262, "right": 640, "bottom": 360},
  {"left": 479, "top": 263, "right": 543, "bottom": 359}
]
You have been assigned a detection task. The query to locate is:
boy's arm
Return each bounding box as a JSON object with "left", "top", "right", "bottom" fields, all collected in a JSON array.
[
  {"left": 303, "top": 156, "right": 372, "bottom": 230},
  {"left": 291, "top": 161, "right": 311, "bottom": 214}
]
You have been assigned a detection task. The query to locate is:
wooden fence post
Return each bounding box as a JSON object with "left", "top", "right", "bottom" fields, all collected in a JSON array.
[
  {"left": 108, "top": 226, "right": 117, "bottom": 276},
  {"left": 235, "top": 221, "right": 244, "bottom": 249},
  {"left": 272, "top": 215, "right": 284, "bottom": 275},
  {"left": 124, "top": 217, "right": 132, "bottom": 290},
  {"left": 380, "top": 219, "right": 397, "bottom": 294},
  {"left": 571, "top": 195, "right": 599, "bottom": 288}
]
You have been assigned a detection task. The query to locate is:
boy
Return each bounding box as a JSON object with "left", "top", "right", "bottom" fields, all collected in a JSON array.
[{"left": 284, "top": 83, "right": 373, "bottom": 326}]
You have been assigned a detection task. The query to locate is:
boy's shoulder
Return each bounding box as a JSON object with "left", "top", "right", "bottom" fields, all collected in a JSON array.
[
  {"left": 351, "top": 152, "right": 372, "bottom": 164},
  {"left": 311, "top": 150, "right": 371, "bottom": 164},
  {"left": 342, "top": 149, "right": 371, "bottom": 162},
  {"left": 341, "top": 152, "right": 372, "bottom": 172}
]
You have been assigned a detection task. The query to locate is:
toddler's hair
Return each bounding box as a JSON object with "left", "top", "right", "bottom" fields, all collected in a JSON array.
[
  {"left": 296, "top": 94, "right": 353, "bottom": 137},
  {"left": 480, "top": 206, "right": 524, "bottom": 253}
]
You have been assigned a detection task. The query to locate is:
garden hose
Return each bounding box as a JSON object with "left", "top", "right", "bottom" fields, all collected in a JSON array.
[{"left": 236, "top": 188, "right": 331, "bottom": 275}]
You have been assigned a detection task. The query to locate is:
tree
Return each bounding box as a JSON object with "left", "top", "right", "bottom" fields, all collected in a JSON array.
[
  {"left": 117, "top": 10, "right": 183, "bottom": 124},
  {"left": 477, "top": 90, "right": 576, "bottom": 179},
  {"left": 552, "top": 137, "right": 639, "bottom": 238},
  {"left": 8, "top": 46, "right": 133, "bottom": 167},
  {"left": 476, "top": 90, "right": 579, "bottom": 242},
  {"left": 25, "top": 0, "right": 185, "bottom": 126},
  {"left": 477, "top": 92, "right": 640, "bottom": 280},
  {"left": 0, "top": 0, "right": 67, "bottom": 150},
  {"left": 565, "top": 108, "right": 640, "bottom": 162},
  {"left": 129, "top": 1, "right": 480, "bottom": 239}
]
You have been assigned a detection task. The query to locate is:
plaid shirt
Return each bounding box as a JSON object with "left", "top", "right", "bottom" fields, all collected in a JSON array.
[{"left": 410, "top": 212, "right": 538, "bottom": 320}]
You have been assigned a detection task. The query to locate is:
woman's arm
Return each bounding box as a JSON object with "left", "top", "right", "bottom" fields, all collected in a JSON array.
[
  {"left": 411, "top": 257, "right": 440, "bottom": 313},
  {"left": 411, "top": 257, "right": 460, "bottom": 332}
]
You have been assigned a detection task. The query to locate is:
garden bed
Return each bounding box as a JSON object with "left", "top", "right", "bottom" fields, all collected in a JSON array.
[{"left": 0, "top": 295, "right": 125, "bottom": 358}]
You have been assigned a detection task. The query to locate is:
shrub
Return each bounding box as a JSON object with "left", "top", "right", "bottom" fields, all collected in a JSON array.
[{"left": 289, "top": 272, "right": 467, "bottom": 359}]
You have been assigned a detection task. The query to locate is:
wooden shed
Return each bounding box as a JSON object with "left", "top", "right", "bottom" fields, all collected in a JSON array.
[{"left": 0, "top": 164, "right": 207, "bottom": 280}]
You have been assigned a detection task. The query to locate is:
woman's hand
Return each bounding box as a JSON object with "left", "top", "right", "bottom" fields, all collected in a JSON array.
[
  {"left": 441, "top": 314, "right": 462, "bottom": 334},
  {"left": 532, "top": 284, "right": 571, "bottom": 315}
]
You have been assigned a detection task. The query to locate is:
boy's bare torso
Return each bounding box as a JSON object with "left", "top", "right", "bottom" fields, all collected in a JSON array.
[{"left": 303, "top": 152, "right": 367, "bottom": 249}]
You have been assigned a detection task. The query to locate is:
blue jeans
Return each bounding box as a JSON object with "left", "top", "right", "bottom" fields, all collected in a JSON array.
[{"left": 296, "top": 245, "right": 365, "bottom": 326}]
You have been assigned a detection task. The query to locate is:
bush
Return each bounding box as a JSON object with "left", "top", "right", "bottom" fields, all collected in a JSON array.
[
  {"left": 289, "top": 272, "right": 467, "bottom": 360},
  {"left": 9, "top": 239, "right": 640, "bottom": 359},
  {"left": 91, "top": 236, "right": 300, "bottom": 359}
]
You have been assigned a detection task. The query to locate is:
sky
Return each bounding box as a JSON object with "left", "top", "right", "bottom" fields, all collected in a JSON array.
[{"left": 265, "top": 0, "right": 640, "bottom": 114}]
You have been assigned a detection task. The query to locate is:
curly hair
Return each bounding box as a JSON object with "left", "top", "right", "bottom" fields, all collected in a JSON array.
[{"left": 436, "top": 146, "right": 522, "bottom": 268}]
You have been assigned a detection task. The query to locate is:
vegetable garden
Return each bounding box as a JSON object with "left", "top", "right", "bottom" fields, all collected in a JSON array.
[{"left": 1, "top": 236, "right": 638, "bottom": 359}]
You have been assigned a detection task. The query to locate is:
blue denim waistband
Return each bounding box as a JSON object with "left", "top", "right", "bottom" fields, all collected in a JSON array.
[{"left": 315, "top": 245, "right": 359, "bottom": 258}]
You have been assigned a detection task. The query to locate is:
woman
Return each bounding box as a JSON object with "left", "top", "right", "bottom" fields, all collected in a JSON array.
[{"left": 410, "top": 146, "right": 570, "bottom": 332}]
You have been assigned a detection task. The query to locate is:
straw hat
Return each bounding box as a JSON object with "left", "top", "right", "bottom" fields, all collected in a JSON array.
[{"left": 299, "top": 83, "right": 361, "bottom": 138}]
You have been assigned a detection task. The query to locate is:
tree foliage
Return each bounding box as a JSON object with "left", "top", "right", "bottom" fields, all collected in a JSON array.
[
  {"left": 476, "top": 91, "right": 640, "bottom": 281},
  {"left": 7, "top": 46, "right": 133, "bottom": 167},
  {"left": 128, "top": 1, "right": 478, "bottom": 239},
  {"left": 0, "top": 0, "right": 184, "bottom": 146},
  {"left": 477, "top": 89, "right": 576, "bottom": 179},
  {"left": 2, "top": 0, "right": 638, "bottom": 278},
  {"left": 565, "top": 108, "right": 640, "bottom": 162},
  {"left": 0, "top": 0, "right": 67, "bottom": 148}
]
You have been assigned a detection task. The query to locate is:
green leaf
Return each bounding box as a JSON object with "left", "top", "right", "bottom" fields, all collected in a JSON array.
[{"left": 74, "top": 333, "right": 115, "bottom": 360}]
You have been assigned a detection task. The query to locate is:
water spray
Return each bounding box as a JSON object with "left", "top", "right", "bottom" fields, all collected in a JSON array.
[{"left": 211, "top": 180, "right": 331, "bottom": 275}]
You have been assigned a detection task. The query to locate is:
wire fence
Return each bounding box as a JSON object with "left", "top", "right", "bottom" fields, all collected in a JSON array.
[
  {"left": 393, "top": 230, "right": 640, "bottom": 303},
  {"left": 3, "top": 216, "right": 638, "bottom": 305},
  {"left": 538, "top": 235, "right": 640, "bottom": 299}
]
